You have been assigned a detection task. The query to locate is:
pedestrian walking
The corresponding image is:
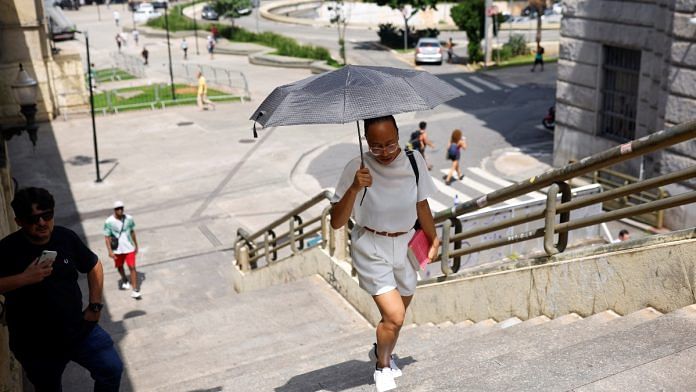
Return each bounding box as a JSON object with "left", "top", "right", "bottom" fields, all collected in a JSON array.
[
  {"left": 446, "top": 37, "right": 454, "bottom": 63},
  {"left": 141, "top": 46, "right": 149, "bottom": 65},
  {"left": 211, "top": 24, "right": 219, "bottom": 42},
  {"left": 103, "top": 201, "right": 141, "bottom": 299},
  {"left": 443, "top": 129, "right": 467, "bottom": 185},
  {"left": 115, "top": 33, "right": 122, "bottom": 52},
  {"left": 132, "top": 29, "right": 140, "bottom": 46},
  {"left": 207, "top": 35, "right": 215, "bottom": 59},
  {"left": 409, "top": 121, "right": 434, "bottom": 170},
  {"left": 197, "top": 71, "right": 216, "bottom": 110},
  {"left": 181, "top": 38, "right": 189, "bottom": 60},
  {"left": 113, "top": 10, "right": 120, "bottom": 27},
  {"left": 330, "top": 115, "right": 440, "bottom": 392},
  {"left": 0, "top": 187, "right": 123, "bottom": 391},
  {"left": 618, "top": 229, "right": 630, "bottom": 242},
  {"left": 531, "top": 45, "right": 545, "bottom": 72}
]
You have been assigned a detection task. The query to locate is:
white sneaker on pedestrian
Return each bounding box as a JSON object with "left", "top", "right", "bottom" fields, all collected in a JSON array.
[
  {"left": 369, "top": 343, "right": 402, "bottom": 378},
  {"left": 120, "top": 280, "right": 131, "bottom": 290},
  {"left": 130, "top": 290, "right": 141, "bottom": 299},
  {"left": 373, "top": 367, "right": 396, "bottom": 392}
]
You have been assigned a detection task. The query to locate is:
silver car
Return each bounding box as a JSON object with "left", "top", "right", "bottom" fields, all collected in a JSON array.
[{"left": 414, "top": 38, "right": 443, "bottom": 65}]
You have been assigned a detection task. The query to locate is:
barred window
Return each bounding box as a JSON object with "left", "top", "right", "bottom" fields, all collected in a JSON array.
[{"left": 600, "top": 46, "right": 641, "bottom": 141}]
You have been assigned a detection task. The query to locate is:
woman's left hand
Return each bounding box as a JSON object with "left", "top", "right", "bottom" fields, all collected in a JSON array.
[{"left": 427, "top": 237, "right": 441, "bottom": 262}]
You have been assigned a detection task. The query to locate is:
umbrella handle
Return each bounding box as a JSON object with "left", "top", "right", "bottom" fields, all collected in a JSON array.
[{"left": 357, "top": 121, "right": 367, "bottom": 206}]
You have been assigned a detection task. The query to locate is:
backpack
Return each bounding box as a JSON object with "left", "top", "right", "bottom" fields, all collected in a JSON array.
[{"left": 407, "top": 130, "right": 422, "bottom": 151}]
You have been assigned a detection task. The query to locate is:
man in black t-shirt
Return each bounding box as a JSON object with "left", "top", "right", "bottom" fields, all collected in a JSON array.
[{"left": 0, "top": 187, "right": 122, "bottom": 391}]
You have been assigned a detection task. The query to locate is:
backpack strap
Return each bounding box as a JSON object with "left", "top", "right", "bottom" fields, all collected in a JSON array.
[{"left": 406, "top": 149, "right": 419, "bottom": 185}]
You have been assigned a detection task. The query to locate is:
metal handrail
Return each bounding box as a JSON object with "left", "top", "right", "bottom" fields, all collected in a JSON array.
[
  {"left": 434, "top": 119, "right": 696, "bottom": 223},
  {"left": 233, "top": 119, "right": 696, "bottom": 274}
]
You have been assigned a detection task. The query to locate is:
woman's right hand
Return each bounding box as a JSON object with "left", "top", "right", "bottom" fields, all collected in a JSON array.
[{"left": 350, "top": 167, "right": 372, "bottom": 193}]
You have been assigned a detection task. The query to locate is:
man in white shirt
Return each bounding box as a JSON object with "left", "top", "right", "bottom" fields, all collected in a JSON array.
[
  {"left": 103, "top": 201, "right": 141, "bottom": 299},
  {"left": 330, "top": 115, "right": 440, "bottom": 391}
]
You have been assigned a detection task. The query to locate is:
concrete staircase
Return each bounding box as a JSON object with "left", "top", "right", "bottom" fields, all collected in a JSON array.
[{"left": 60, "top": 249, "right": 696, "bottom": 391}]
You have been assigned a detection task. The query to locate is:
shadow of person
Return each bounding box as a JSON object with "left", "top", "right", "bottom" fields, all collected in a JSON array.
[
  {"left": 274, "top": 357, "right": 416, "bottom": 392},
  {"left": 136, "top": 271, "right": 146, "bottom": 289}
]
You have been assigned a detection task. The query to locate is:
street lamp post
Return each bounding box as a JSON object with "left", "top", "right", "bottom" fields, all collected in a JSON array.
[
  {"left": 84, "top": 31, "right": 102, "bottom": 183},
  {"left": 164, "top": 3, "right": 177, "bottom": 101},
  {"left": 192, "top": 0, "right": 200, "bottom": 55}
]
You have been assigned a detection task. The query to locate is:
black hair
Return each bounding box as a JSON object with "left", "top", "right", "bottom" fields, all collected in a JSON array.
[
  {"left": 618, "top": 229, "right": 629, "bottom": 237},
  {"left": 419, "top": 121, "right": 427, "bottom": 130},
  {"left": 363, "top": 115, "right": 398, "bottom": 138},
  {"left": 11, "top": 187, "right": 55, "bottom": 219}
]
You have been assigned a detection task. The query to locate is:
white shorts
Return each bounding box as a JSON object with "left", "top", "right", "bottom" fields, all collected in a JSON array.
[{"left": 350, "top": 226, "right": 418, "bottom": 296}]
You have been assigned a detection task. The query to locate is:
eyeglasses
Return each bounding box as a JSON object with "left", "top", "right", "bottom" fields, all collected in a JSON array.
[
  {"left": 369, "top": 142, "right": 399, "bottom": 155},
  {"left": 24, "top": 210, "right": 54, "bottom": 224}
]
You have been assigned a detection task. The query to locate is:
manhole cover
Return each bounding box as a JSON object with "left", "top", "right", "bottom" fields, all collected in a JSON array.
[
  {"left": 177, "top": 121, "right": 194, "bottom": 126},
  {"left": 239, "top": 139, "right": 256, "bottom": 144}
]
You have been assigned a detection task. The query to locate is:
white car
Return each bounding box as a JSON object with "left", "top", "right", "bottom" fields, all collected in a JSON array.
[
  {"left": 414, "top": 38, "right": 443, "bottom": 65},
  {"left": 133, "top": 8, "right": 161, "bottom": 22},
  {"left": 137, "top": 2, "right": 155, "bottom": 12}
]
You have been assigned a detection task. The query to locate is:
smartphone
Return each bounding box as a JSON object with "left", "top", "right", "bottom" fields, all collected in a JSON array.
[{"left": 37, "top": 250, "right": 57, "bottom": 267}]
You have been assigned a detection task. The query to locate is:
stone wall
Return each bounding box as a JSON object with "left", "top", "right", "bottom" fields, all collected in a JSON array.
[
  {"left": 51, "top": 50, "right": 89, "bottom": 116},
  {"left": 554, "top": 0, "right": 696, "bottom": 229},
  {"left": 0, "top": 0, "right": 56, "bottom": 123}
]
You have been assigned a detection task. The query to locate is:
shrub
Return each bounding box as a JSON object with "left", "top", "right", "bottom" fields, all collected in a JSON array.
[
  {"left": 492, "top": 45, "right": 513, "bottom": 61},
  {"left": 506, "top": 34, "right": 529, "bottom": 56}
]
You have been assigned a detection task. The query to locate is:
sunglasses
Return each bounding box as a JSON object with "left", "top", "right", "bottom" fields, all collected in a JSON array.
[{"left": 24, "top": 210, "right": 54, "bottom": 224}]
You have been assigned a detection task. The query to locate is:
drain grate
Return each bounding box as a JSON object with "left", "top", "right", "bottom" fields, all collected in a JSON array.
[
  {"left": 177, "top": 121, "right": 194, "bottom": 126},
  {"left": 238, "top": 139, "right": 256, "bottom": 144}
]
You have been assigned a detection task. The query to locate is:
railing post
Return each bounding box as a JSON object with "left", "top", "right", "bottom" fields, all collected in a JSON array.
[
  {"left": 331, "top": 225, "right": 349, "bottom": 260},
  {"left": 450, "top": 217, "right": 462, "bottom": 273},
  {"left": 440, "top": 219, "right": 453, "bottom": 276},
  {"left": 294, "top": 216, "right": 304, "bottom": 250},
  {"left": 264, "top": 231, "right": 271, "bottom": 264},
  {"left": 238, "top": 245, "right": 250, "bottom": 271},
  {"left": 544, "top": 181, "right": 571, "bottom": 256},
  {"left": 321, "top": 206, "right": 331, "bottom": 249},
  {"left": 289, "top": 218, "right": 297, "bottom": 254}
]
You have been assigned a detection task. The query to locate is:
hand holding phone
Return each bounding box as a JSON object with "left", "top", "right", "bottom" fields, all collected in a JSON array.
[{"left": 37, "top": 250, "right": 57, "bottom": 267}]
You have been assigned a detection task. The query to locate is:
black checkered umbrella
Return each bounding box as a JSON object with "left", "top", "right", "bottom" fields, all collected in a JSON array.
[
  {"left": 250, "top": 65, "right": 462, "bottom": 130},
  {"left": 250, "top": 65, "right": 463, "bottom": 204}
]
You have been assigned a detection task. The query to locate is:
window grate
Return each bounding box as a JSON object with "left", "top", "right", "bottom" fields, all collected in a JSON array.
[{"left": 600, "top": 46, "right": 641, "bottom": 141}]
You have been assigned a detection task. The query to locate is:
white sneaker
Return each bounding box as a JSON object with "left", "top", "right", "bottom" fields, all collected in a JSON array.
[
  {"left": 373, "top": 367, "right": 396, "bottom": 392},
  {"left": 130, "top": 290, "right": 141, "bottom": 299},
  {"left": 369, "top": 343, "right": 402, "bottom": 378},
  {"left": 120, "top": 281, "right": 131, "bottom": 290}
]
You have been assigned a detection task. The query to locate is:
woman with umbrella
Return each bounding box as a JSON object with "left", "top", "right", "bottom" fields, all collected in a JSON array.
[{"left": 330, "top": 115, "right": 440, "bottom": 391}]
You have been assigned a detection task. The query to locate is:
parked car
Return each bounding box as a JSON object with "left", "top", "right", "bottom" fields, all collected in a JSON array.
[
  {"left": 414, "top": 38, "right": 443, "bottom": 65},
  {"left": 137, "top": 2, "right": 155, "bottom": 12},
  {"left": 133, "top": 6, "right": 161, "bottom": 22},
  {"left": 235, "top": 5, "right": 252, "bottom": 16},
  {"left": 53, "top": 0, "right": 79, "bottom": 10},
  {"left": 201, "top": 5, "right": 219, "bottom": 20},
  {"left": 151, "top": 0, "right": 168, "bottom": 9}
]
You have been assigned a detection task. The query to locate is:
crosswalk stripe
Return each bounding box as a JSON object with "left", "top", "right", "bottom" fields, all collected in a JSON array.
[
  {"left": 469, "top": 76, "right": 502, "bottom": 91},
  {"left": 439, "top": 169, "right": 528, "bottom": 205},
  {"left": 432, "top": 175, "right": 473, "bottom": 201},
  {"left": 427, "top": 197, "right": 448, "bottom": 213},
  {"left": 468, "top": 168, "right": 547, "bottom": 200},
  {"left": 502, "top": 82, "right": 518, "bottom": 89},
  {"left": 454, "top": 77, "right": 483, "bottom": 93}
]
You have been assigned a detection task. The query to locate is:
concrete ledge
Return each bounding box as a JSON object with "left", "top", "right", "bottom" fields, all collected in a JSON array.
[{"left": 233, "top": 228, "right": 696, "bottom": 327}]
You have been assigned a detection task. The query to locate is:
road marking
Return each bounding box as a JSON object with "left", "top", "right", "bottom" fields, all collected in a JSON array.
[
  {"left": 432, "top": 176, "right": 473, "bottom": 201},
  {"left": 469, "top": 76, "right": 501, "bottom": 91},
  {"left": 440, "top": 169, "right": 528, "bottom": 204},
  {"left": 469, "top": 167, "right": 547, "bottom": 200},
  {"left": 427, "top": 197, "right": 448, "bottom": 213},
  {"left": 454, "top": 77, "right": 483, "bottom": 93},
  {"left": 502, "top": 82, "right": 518, "bottom": 89}
]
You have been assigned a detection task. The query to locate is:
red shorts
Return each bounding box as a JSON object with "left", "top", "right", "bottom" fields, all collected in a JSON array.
[{"left": 114, "top": 252, "right": 136, "bottom": 269}]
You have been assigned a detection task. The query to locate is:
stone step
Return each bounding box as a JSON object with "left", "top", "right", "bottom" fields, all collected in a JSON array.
[{"left": 432, "top": 305, "right": 696, "bottom": 391}]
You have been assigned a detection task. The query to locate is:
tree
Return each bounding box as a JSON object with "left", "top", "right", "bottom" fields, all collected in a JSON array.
[
  {"left": 328, "top": 0, "right": 349, "bottom": 65},
  {"left": 213, "top": 0, "right": 253, "bottom": 25},
  {"left": 370, "top": 0, "right": 439, "bottom": 50},
  {"left": 450, "top": 0, "right": 484, "bottom": 62},
  {"left": 528, "top": 0, "right": 547, "bottom": 50}
]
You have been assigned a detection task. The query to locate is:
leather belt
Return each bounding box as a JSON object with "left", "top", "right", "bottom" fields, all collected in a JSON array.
[{"left": 364, "top": 226, "right": 408, "bottom": 237}]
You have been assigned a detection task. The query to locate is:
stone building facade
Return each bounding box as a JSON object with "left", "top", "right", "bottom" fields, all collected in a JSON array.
[{"left": 554, "top": 0, "right": 696, "bottom": 229}]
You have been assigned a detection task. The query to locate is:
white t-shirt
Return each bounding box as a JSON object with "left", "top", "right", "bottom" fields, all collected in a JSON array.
[
  {"left": 103, "top": 214, "right": 136, "bottom": 254},
  {"left": 331, "top": 150, "right": 436, "bottom": 232}
]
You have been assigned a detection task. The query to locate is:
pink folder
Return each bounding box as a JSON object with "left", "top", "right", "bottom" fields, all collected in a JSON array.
[{"left": 407, "top": 229, "right": 431, "bottom": 271}]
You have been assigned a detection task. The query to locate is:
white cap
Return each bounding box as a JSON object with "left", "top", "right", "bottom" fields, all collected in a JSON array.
[{"left": 113, "top": 201, "right": 124, "bottom": 209}]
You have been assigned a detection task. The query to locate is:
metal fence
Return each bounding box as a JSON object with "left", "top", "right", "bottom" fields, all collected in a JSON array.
[
  {"left": 108, "top": 52, "right": 147, "bottom": 79},
  {"left": 174, "top": 62, "right": 251, "bottom": 101},
  {"left": 233, "top": 120, "right": 696, "bottom": 279}
]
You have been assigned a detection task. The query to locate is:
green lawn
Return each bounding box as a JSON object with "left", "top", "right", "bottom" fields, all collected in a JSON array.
[
  {"left": 88, "top": 68, "right": 136, "bottom": 83},
  {"left": 487, "top": 54, "right": 559, "bottom": 70},
  {"left": 93, "top": 83, "right": 240, "bottom": 113}
]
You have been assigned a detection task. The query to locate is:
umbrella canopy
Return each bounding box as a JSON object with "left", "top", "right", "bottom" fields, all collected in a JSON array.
[{"left": 250, "top": 65, "right": 463, "bottom": 128}]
